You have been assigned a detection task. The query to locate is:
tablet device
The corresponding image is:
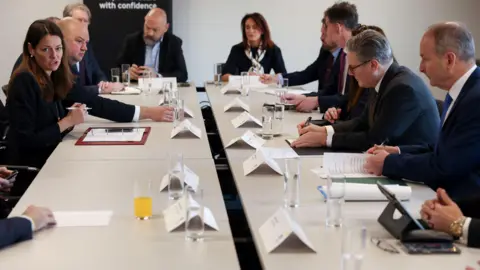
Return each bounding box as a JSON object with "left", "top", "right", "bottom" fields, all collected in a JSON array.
[
  {"left": 401, "top": 242, "right": 461, "bottom": 255},
  {"left": 377, "top": 182, "right": 426, "bottom": 230}
]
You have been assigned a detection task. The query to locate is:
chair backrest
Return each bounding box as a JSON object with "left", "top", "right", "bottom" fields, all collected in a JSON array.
[{"left": 435, "top": 99, "right": 444, "bottom": 116}]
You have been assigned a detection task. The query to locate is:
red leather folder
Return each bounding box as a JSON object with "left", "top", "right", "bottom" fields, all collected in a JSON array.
[{"left": 75, "top": 127, "right": 151, "bottom": 146}]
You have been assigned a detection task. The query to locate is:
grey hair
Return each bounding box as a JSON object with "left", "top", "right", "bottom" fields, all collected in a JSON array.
[
  {"left": 63, "top": 3, "right": 92, "bottom": 21},
  {"left": 427, "top": 22, "right": 475, "bottom": 62},
  {"left": 346, "top": 29, "right": 393, "bottom": 65}
]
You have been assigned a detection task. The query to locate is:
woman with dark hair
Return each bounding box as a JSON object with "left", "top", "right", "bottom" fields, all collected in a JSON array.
[
  {"left": 324, "top": 24, "right": 395, "bottom": 123},
  {"left": 7, "top": 20, "right": 86, "bottom": 194},
  {"left": 221, "top": 12, "right": 287, "bottom": 81}
]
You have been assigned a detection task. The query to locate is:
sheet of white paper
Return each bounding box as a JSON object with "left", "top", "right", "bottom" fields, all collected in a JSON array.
[
  {"left": 260, "top": 147, "right": 299, "bottom": 159},
  {"left": 111, "top": 87, "right": 142, "bottom": 95},
  {"left": 264, "top": 88, "right": 311, "bottom": 96},
  {"left": 318, "top": 183, "right": 412, "bottom": 201},
  {"left": 311, "top": 167, "right": 383, "bottom": 179},
  {"left": 83, "top": 128, "right": 145, "bottom": 142},
  {"left": 259, "top": 208, "right": 314, "bottom": 253},
  {"left": 323, "top": 153, "right": 371, "bottom": 175},
  {"left": 171, "top": 120, "right": 201, "bottom": 138},
  {"left": 53, "top": 211, "right": 113, "bottom": 227},
  {"left": 224, "top": 97, "right": 250, "bottom": 112}
]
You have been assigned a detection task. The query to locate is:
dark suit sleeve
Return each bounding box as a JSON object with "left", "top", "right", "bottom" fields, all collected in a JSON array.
[
  {"left": 222, "top": 46, "right": 238, "bottom": 75},
  {"left": 382, "top": 101, "right": 480, "bottom": 189},
  {"left": 272, "top": 46, "right": 287, "bottom": 74},
  {"left": 64, "top": 84, "right": 135, "bottom": 122},
  {"left": 87, "top": 46, "right": 107, "bottom": 83},
  {"left": 7, "top": 73, "right": 62, "bottom": 149},
  {"left": 318, "top": 94, "right": 348, "bottom": 113},
  {"left": 332, "top": 85, "right": 422, "bottom": 151},
  {"left": 0, "top": 217, "right": 33, "bottom": 249},
  {"left": 160, "top": 39, "right": 188, "bottom": 82},
  {"left": 467, "top": 218, "right": 480, "bottom": 248},
  {"left": 456, "top": 197, "right": 480, "bottom": 218},
  {"left": 399, "top": 144, "right": 433, "bottom": 154},
  {"left": 331, "top": 104, "right": 369, "bottom": 133},
  {"left": 283, "top": 56, "right": 320, "bottom": 87}
]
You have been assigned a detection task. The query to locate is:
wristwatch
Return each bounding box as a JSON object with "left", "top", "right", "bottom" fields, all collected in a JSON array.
[{"left": 449, "top": 216, "right": 467, "bottom": 238}]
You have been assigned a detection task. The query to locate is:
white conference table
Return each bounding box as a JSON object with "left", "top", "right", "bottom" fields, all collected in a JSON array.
[
  {"left": 48, "top": 84, "right": 212, "bottom": 161},
  {"left": 0, "top": 84, "right": 240, "bottom": 269},
  {"left": 205, "top": 83, "right": 480, "bottom": 269}
]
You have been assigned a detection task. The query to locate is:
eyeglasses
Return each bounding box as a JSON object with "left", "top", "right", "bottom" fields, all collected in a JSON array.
[
  {"left": 371, "top": 237, "right": 400, "bottom": 254},
  {"left": 348, "top": 60, "right": 371, "bottom": 73}
]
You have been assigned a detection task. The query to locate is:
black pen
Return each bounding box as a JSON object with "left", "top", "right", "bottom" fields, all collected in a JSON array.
[{"left": 304, "top": 116, "right": 312, "bottom": 127}]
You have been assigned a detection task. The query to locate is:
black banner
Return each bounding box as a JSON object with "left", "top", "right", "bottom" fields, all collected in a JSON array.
[{"left": 84, "top": 0, "right": 172, "bottom": 76}]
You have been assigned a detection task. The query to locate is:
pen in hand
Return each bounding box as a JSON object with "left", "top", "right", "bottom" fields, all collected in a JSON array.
[{"left": 304, "top": 116, "right": 312, "bottom": 127}]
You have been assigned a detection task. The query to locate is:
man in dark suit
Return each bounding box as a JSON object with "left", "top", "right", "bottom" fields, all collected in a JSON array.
[
  {"left": 365, "top": 22, "right": 480, "bottom": 199},
  {"left": 262, "top": 2, "right": 358, "bottom": 113},
  {"left": 420, "top": 188, "right": 479, "bottom": 248},
  {"left": 292, "top": 30, "right": 439, "bottom": 152},
  {"left": 0, "top": 167, "right": 55, "bottom": 249},
  {"left": 116, "top": 8, "right": 188, "bottom": 82}
]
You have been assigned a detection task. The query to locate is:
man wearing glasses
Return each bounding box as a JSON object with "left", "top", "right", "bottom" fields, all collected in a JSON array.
[{"left": 292, "top": 30, "right": 439, "bottom": 152}]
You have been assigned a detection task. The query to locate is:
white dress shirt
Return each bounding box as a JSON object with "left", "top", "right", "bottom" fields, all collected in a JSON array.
[
  {"left": 442, "top": 65, "right": 477, "bottom": 125},
  {"left": 324, "top": 61, "right": 392, "bottom": 147},
  {"left": 459, "top": 217, "right": 472, "bottom": 245}
]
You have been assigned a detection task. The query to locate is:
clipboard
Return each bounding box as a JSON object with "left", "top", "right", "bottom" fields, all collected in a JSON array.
[{"left": 75, "top": 127, "right": 151, "bottom": 146}]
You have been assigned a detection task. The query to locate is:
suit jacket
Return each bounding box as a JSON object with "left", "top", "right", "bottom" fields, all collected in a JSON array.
[
  {"left": 0, "top": 217, "right": 32, "bottom": 249},
  {"left": 116, "top": 31, "right": 188, "bottom": 82},
  {"left": 383, "top": 67, "right": 480, "bottom": 199},
  {"left": 6, "top": 71, "right": 69, "bottom": 168},
  {"left": 222, "top": 42, "right": 287, "bottom": 76},
  {"left": 283, "top": 47, "right": 333, "bottom": 90},
  {"left": 82, "top": 43, "right": 107, "bottom": 85},
  {"left": 330, "top": 63, "right": 439, "bottom": 151}
]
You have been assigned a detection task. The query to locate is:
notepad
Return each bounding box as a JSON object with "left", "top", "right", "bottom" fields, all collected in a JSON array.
[
  {"left": 53, "top": 211, "right": 113, "bottom": 227},
  {"left": 83, "top": 128, "right": 145, "bottom": 142},
  {"left": 323, "top": 153, "right": 371, "bottom": 175}
]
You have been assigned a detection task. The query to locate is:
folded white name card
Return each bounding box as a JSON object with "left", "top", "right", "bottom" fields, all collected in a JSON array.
[
  {"left": 228, "top": 75, "right": 268, "bottom": 89},
  {"left": 259, "top": 208, "right": 316, "bottom": 253},
  {"left": 159, "top": 165, "right": 200, "bottom": 192},
  {"left": 171, "top": 119, "right": 202, "bottom": 138},
  {"left": 139, "top": 77, "right": 177, "bottom": 90},
  {"left": 224, "top": 97, "right": 250, "bottom": 112},
  {"left": 243, "top": 149, "right": 283, "bottom": 176},
  {"left": 183, "top": 106, "right": 195, "bottom": 118},
  {"left": 225, "top": 130, "right": 266, "bottom": 149},
  {"left": 163, "top": 196, "right": 219, "bottom": 232},
  {"left": 231, "top": 112, "right": 262, "bottom": 128}
]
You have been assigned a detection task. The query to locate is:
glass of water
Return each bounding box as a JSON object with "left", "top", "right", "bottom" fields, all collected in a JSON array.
[
  {"left": 214, "top": 63, "right": 223, "bottom": 86},
  {"left": 283, "top": 158, "right": 300, "bottom": 208},
  {"left": 142, "top": 70, "right": 154, "bottom": 96},
  {"left": 277, "top": 78, "right": 289, "bottom": 89},
  {"left": 341, "top": 226, "right": 367, "bottom": 270},
  {"left": 185, "top": 188, "right": 204, "bottom": 241},
  {"left": 241, "top": 71, "right": 250, "bottom": 96},
  {"left": 121, "top": 64, "right": 130, "bottom": 87},
  {"left": 261, "top": 105, "right": 274, "bottom": 140},
  {"left": 111, "top": 68, "right": 120, "bottom": 83},
  {"left": 173, "top": 99, "right": 185, "bottom": 127},
  {"left": 273, "top": 103, "right": 285, "bottom": 135},
  {"left": 168, "top": 153, "right": 185, "bottom": 200},
  {"left": 325, "top": 173, "right": 346, "bottom": 227}
]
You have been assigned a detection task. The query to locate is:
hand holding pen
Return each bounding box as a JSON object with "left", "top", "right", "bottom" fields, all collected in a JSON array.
[{"left": 366, "top": 139, "right": 400, "bottom": 155}]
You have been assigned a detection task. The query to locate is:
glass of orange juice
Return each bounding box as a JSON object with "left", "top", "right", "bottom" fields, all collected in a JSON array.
[{"left": 134, "top": 179, "right": 152, "bottom": 220}]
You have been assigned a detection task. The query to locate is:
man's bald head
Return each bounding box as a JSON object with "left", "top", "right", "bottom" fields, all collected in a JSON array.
[
  {"left": 143, "top": 8, "right": 169, "bottom": 46},
  {"left": 57, "top": 17, "right": 89, "bottom": 64}
]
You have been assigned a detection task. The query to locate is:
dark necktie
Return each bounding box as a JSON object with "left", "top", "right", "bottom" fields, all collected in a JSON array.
[
  {"left": 337, "top": 51, "right": 346, "bottom": 94},
  {"left": 368, "top": 90, "right": 378, "bottom": 126},
  {"left": 440, "top": 94, "right": 453, "bottom": 126},
  {"left": 323, "top": 53, "right": 334, "bottom": 85},
  {"left": 71, "top": 64, "right": 79, "bottom": 75}
]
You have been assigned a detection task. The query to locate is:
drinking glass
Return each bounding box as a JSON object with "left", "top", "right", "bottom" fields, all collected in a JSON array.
[
  {"left": 111, "top": 68, "right": 120, "bottom": 83},
  {"left": 185, "top": 188, "right": 204, "bottom": 241},
  {"left": 325, "top": 173, "right": 346, "bottom": 227},
  {"left": 121, "top": 64, "right": 130, "bottom": 87},
  {"left": 283, "top": 158, "right": 300, "bottom": 208},
  {"left": 134, "top": 178, "right": 152, "bottom": 220},
  {"left": 168, "top": 153, "right": 185, "bottom": 200}
]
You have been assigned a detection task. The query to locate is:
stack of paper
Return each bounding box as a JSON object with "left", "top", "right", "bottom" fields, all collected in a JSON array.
[
  {"left": 322, "top": 153, "right": 373, "bottom": 177},
  {"left": 317, "top": 183, "right": 412, "bottom": 201},
  {"left": 111, "top": 87, "right": 142, "bottom": 95}
]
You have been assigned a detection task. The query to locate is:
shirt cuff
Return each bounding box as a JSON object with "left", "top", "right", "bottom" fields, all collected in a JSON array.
[
  {"left": 98, "top": 87, "right": 102, "bottom": 94},
  {"left": 132, "top": 106, "right": 140, "bottom": 122},
  {"left": 325, "top": 125, "right": 335, "bottom": 147},
  {"left": 19, "top": 215, "right": 35, "bottom": 231},
  {"left": 459, "top": 217, "right": 472, "bottom": 245},
  {"left": 277, "top": 74, "right": 283, "bottom": 86}
]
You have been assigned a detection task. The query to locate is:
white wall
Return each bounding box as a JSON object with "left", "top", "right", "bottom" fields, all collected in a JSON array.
[
  {"left": 1, "top": 0, "right": 479, "bottom": 101},
  {"left": 173, "top": 0, "right": 480, "bottom": 99}
]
